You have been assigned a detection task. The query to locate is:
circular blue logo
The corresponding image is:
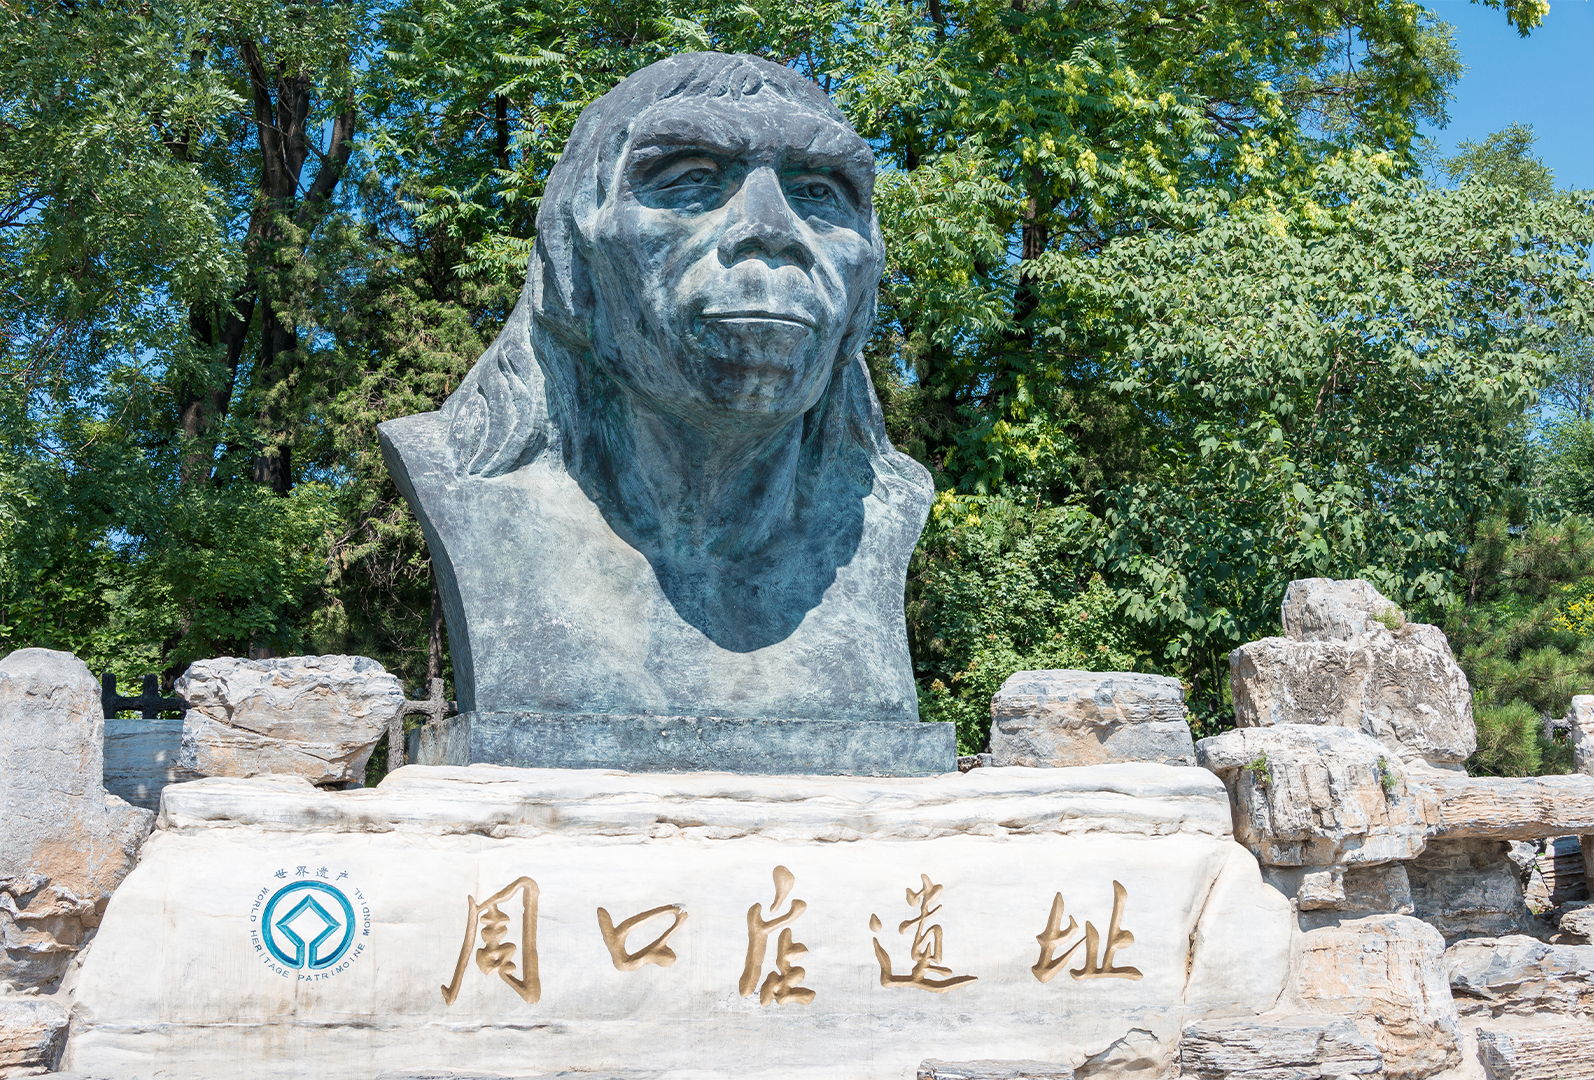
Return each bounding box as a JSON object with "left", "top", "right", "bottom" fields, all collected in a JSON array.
[{"left": 261, "top": 881, "right": 357, "bottom": 970}]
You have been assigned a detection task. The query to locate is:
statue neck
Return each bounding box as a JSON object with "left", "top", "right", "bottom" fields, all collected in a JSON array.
[{"left": 577, "top": 387, "right": 810, "bottom": 561}]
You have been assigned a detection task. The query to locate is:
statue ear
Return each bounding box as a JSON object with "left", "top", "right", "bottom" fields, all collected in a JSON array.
[{"left": 836, "top": 213, "right": 887, "bottom": 365}]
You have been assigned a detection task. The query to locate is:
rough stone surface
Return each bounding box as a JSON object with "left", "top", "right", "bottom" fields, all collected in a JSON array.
[
  {"left": 103, "top": 715, "right": 200, "bottom": 811},
  {"left": 1419, "top": 773, "right": 1594, "bottom": 841},
  {"left": 988, "top": 670, "right": 1195, "bottom": 768},
  {"left": 0, "top": 648, "right": 153, "bottom": 991},
  {"left": 175, "top": 655, "right": 403, "bottom": 786},
  {"left": 416, "top": 710, "right": 955, "bottom": 776},
  {"left": 1179, "top": 1014, "right": 1384, "bottom": 1080},
  {"left": 1560, "top": 902, "right": 1594, "bottom": 942},
  {"left": 1446, "top": 935, "right": 1594, "bottom": 1018},
  {"left": 1231, "top": 632, "right": 1474, "bottom": 771},
  {"left": 0, "top": 996, "right": 67, "bottom": 1074},
  {"left": 1267, "top": 865, "right": 1415, "bottom": 916},
  {"left": 1407, "top": 839, "right": 1531, "bottom": 941},
  {"left": 1196, "top": 726, "right": 1436, "bottom": 867},
  {"left": 1572, "top": 696, "right": 1594, "bottom": 777},
  {"left": 1233, "top": 579, "right": 1475, "bottom": 769},
  {"left": 65, "top": 764, "right": 1293, "bottom": 1080},
  {"left": 1293, "top": 915, "right": 1461, "bottom": 1080},
  {"left": 918, "top": 1062, "right": 1073, "bottom": 1080},
  {"left": 1281, "top": 579, "right": 1404, "bottom": 644},
  {"left": 1475, "top": 1023, "right": 1594, "bottom": 1080},
  {"left": 377, "top": 54, "right": 935, "bottom": 762}
]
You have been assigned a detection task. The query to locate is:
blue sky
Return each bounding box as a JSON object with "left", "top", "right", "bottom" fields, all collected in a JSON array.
[{"left": 1421, "top": 1, "right": 1594, "bottom": 189}]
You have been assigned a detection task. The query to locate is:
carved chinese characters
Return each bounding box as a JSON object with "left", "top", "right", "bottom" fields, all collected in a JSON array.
[
  {"left": 870, "top": 875, "right": 977, "bottom": 993},
  {"left": 1032, "top": 880, "right": 1143, "bottom": 983},
  {"left": 438, "top": 867, "right": 1144, "bottom": 1007},
  {"left": 442, "top": 877, "right": 540, "bottom": 1004},
  {"left": 597, "top": 903, "right": 688, "bottom": 970},
  {"left": 739, "top": 866, "right": 815, "bottom": 1005}
]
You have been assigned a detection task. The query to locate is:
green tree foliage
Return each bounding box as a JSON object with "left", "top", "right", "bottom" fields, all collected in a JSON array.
[
  {"left": 1063, "top": 156, "right": 1594, "bottom": 710},
  {"left": 1444, "top": 516, "right": 1591, "bottom": 776},
  {"left": 907, "top": 502, "right": 1138, "bottom": 752},
  {"left": 1439, "top": 121, "right": 1555, "bottom": 198},
  {"left": 2, "top": 0, "right": 1585, "bottom": 756}
]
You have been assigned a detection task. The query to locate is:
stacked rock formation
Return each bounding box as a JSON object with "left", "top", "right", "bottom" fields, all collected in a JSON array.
[
  {"left": 1197, "top": 578, "right": 1594, "bottom": 1080},
  {"left": 0, "top": 649, "right": 153, "bottom": 1074}
]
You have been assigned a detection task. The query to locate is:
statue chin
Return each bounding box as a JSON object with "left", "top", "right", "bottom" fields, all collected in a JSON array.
[{"left": 696, "top": 318, "right": 826, "bottom": 417}]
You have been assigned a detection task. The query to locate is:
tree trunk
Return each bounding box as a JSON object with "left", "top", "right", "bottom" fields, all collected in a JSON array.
[{"left": 428, "top": 571, "right": 445, "bottom": 682}]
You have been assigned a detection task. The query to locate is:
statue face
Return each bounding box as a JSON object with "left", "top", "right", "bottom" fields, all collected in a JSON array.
[{"left": 586, "top": 93, "right": 878, "bottom": 430}]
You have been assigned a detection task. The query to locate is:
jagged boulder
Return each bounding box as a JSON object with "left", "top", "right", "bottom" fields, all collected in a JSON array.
[
  {"left": 0, "top": 649, "right": 152, "bottom": 991},
  {"left": 1282, "top": 578, "right": 1404, "bottom": 643},
  {"left": 1572, "top": 695, "right": 1594, "bottom": 777},
  {"left": 1560, "top": 902, "right": 1594, "bottom": 943},
  {"left": 988, "top": 670, "right": 1195, "bottom": 768},
  {"left": 1196, "top": 725, "right": 1436, "bottom": 868},
  {"left": 1294, "top": 915, "right": 1460, "bottom": 1080},
  {"left": 176, "top": 655, "right": 404, "bottom": 786},
  {"left": 1406, "top": 839, "right": 1533, "bottom": 941},
  {"left": 1446, "top": 936, "right": 1594, "bottom": 1019},
  {"left": 1476, "top": 1024, "right": 1594, "bottom": 1080},
  {"left": 0, "top": 996, "right": 67, "bottom": 1074},
  {"left": 1179, "top": 1014, "right": 1383, "bottom": 1080},
  {"left": 1231, "top": 579, "right": 1475, "bottom": 770}
]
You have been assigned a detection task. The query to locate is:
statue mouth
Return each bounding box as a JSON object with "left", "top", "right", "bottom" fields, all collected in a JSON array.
[{"left": 699, "top": 309, "right": 816, "bottom": 330}]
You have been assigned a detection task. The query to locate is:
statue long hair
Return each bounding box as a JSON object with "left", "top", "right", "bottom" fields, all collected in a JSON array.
[{"left": 439, "top": 52, "right": 921, "bottom": 512}]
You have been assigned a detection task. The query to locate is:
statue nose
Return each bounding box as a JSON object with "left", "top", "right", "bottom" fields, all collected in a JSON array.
[{"left": 718, "top": 167, "right": 810, "bottom": 268}]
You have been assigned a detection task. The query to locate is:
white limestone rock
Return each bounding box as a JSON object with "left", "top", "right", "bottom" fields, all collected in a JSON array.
[
  {"left": 64, "top": 764, "right": 1294, "bottom": 1080},
  {"left": 1446, "top": 935, "right": 1594, "bottom": 1019},
  {"left": 103, "top": 715, "right": 202, "bottom": 811},
  {"left": 918, "top": 1061, "right": 1073, "bottom": 1079},
  {"left": 1475, "top": 1022, "right": 1594, "bottom": 1080},
  {"left": 1407, "top": 839, "right": 1532, "bottom": 941},
  {"left": 1179, "top": 1014, "right": 1384, "bottom": 1080},
  {"left": 1281, "top": 579, "right": 1404, "bottom": 644},
  {"left": 0, "top": 996, "right": 67, "bottom": 1075},
  {"left": 1231, "top": 632, "right": 1474, "bottom": 772},
  {"left": 1196, "top": 726, "right": 1436, "bottom": 868},
  {"left": 988, "top": 671, "right": 1195, "bottom": 768},
  {"left": 1559, "top": 903, "right": 1594, "bottom": 943},
  {"left": 1293, "top": 915, "right": 1460, "bottom": 1080},
  {"left": 0, "top": 649, "right": 153, "bottom": 991},
  {"left": 1419, "top": 773, "right": 1594, "bottom": 841},
  {"left": 175, "top": 655, "right": 404, "bottom": 786},
  {"left": 1572, "top": 696, "right": 1594, "bottom": 777}
]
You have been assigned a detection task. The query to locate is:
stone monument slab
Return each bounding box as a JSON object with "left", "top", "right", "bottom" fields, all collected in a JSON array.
[{"left": 65, "top": 764, "right": 1293, "bottom": 1080}]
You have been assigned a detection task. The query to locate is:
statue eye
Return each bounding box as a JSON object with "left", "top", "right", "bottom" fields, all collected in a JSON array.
[
  {"left": 664, "top": 166, "right": 717, "bottom": 188},
  {"left": 790, "top": 180, "right": 839, "bottom": 207}
]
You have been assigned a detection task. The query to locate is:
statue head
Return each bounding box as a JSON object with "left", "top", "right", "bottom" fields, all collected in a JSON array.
[{"left": 447, "top": 52, "right": 893, "bottom": 477}]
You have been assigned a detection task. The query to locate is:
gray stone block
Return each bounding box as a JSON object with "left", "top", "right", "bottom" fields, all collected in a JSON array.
[
  {"left": 989, "top": 670, "right": 1194, "bottom": 767},
  {"left": 0, "top": 996, "right": 67, "bottom": 1074},
  {"left": 1179, "top": 1014, "right": 1383, "bottom": 1080},
  {"left": 416, "top": 712, "right": 957, "bottom": 776},
  {"left": 1408, "top": 839, "right": 1531, "bottom": 941},
  {"left": 1476, "top": 1023, "right": 1594, "bottom": 1080}
]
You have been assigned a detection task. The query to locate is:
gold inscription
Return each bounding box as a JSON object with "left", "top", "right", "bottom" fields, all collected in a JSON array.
[
  {"left": 596, "top": 903, "right": 689, "bottom": 971},
  {"left": 738, "top": 865, "right": 815, "bottom": 1005},
  {"left": 870, "top": 874, "right": 977, "bottom": 993},
  {"left": 1032, "top": 879, "right": 1143, "bottom": 983},
  {"left": 441, "top": 877, "right": 540, "bottom": 1004}
]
